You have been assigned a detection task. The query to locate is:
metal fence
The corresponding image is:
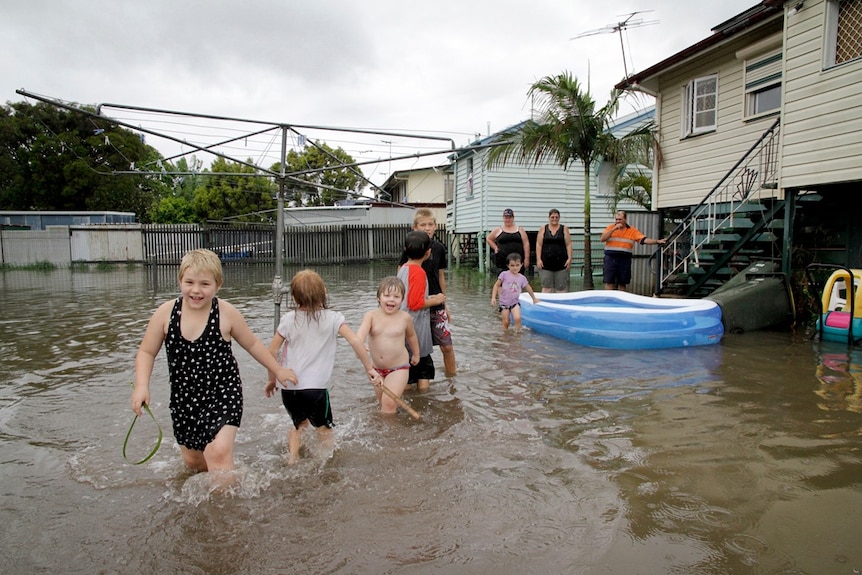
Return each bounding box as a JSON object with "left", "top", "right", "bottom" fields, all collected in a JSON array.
[{"left": 142, "top": 223, "right": 432, "bottom": 265}]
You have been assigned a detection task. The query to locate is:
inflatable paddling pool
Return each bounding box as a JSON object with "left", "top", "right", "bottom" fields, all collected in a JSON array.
[{"left": 518, "top": 290, "right": 724, "bottom": 349}]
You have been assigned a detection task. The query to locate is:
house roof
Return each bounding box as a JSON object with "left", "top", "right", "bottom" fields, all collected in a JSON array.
[
  {"left": 451, "top": 106, "right": 656, "bottom": 161},
  {"left": 615, "top": 0, "right": 783, "bottom": 91}
]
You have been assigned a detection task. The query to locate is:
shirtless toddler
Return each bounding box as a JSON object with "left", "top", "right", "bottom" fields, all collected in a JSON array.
[{"left": 358, "top": 276, "right": 421, "bottom": 414}]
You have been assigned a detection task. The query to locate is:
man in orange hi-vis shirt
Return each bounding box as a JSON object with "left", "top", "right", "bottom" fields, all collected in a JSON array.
[{"left": 600, "top": 210, "right": 666, "bottom": 291}]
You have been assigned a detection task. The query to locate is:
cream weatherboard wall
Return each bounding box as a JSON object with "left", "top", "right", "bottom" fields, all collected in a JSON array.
[
  {"left": 780, "top": 0, "right": 862, "bottom": 190},
  {"left": 651, "top": 17, "right": 784, "bottom": 210}
]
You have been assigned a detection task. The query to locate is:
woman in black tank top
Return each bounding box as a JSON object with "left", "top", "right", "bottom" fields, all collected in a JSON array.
[
  {"left": 536, "top": 208, "right": 572, "bottom": 292},
  {"left": 486, "top": 208, "right": 530, "bottom": 272}
]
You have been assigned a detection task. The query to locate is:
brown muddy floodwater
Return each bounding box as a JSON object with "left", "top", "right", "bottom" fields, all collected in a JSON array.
[{"left": 1, "top": 264, "right": 861, "bottom": 574}]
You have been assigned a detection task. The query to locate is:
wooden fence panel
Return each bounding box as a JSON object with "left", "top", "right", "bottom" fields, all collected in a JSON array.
[
  {"left": 208, "top": 224, "right": 274, "bottom": 263},
  {"left": 143, "top": 223, "right": 435, "bottom": 266},
  {"left": 143, "top": 224, "right": 204, "bottom": 264}
]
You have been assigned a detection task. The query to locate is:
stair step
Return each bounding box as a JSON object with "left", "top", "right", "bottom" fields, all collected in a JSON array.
[
  {"left": 753, "top": 232, "right": 778, "bottom": 242},
  {"left": 711, "top": 233, "right": 742, "bottom": 242}
]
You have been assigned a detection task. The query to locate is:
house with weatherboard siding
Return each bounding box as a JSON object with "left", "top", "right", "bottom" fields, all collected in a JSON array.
[
  {"left": 448, "top": 106, "right": 657, "bottom": 275},
  {"left": 617, "top": 0, "right": 862, "bottom": 282},
  {"left": 378, "top": 164, "right": 450, "bottom": 225}
]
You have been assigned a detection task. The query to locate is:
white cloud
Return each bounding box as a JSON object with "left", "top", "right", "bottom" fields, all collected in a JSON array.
[{"left": 2, "top": 0, "right": 760, "bottom": 184}]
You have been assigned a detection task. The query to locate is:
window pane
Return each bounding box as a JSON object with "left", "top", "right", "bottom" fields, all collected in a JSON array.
[
  {"left": 753, "top": 84, "right": 781, "bottom": 115},
  {"left": 697, "top": 94, "right": 716, "bottom": 111},
  {"left": 696, "top": 78, "right": 717, "bottom": 95},
  {"left": 695, "top": 110, "right": 715, "bottom": 129},
  {"left": 836, "top": 0, "right": 862, "bottom": 64}
]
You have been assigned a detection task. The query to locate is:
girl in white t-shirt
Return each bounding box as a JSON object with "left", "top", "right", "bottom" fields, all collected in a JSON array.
[{"left": 265, "top": 270, "right": 380, "bottom": 464}]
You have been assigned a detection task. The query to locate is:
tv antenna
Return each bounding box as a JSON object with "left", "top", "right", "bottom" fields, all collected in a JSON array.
[{"left": 571, "top": 11, "right": 659, "bottom": 79}]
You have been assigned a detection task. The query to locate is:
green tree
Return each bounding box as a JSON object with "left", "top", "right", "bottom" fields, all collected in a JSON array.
[
  {"left": 607, "top": 132, "right": 656, "bottom": 213},
  {"left": 151, "top": 195, "right": 196, "bottom": 223},
  {"left": 608, "top": 169, "right": 652, "bottom": 212},
  {"left": 279, "top": 142, "right": 362, "bottom": 206},
  {"left": 150, "top": 156, "right": 204, "bottom": 223},
  {"left": 192, "top": 157, "right": 276, "bottom": 222},
  {"left": 486, "top": 72, "right": 655, "bottom": 289},
  {"left": 0, "top": 101, "right": 167, "bottom": 221}
]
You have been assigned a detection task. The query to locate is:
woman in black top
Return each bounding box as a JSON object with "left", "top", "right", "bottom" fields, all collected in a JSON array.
[
  {"left": 486, "top": 208, "right": 530, "bottom": 272},
  {"left": 536, "top": 208, "right": 572, "bottom": 292}
]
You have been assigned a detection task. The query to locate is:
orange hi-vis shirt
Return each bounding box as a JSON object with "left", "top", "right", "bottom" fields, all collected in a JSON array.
[{"left": 602, "top": 224, "right": 645, "bottom": 255}]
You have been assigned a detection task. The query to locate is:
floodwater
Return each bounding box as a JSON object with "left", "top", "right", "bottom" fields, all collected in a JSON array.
[{"left": 1, "top": 264, "right": 861, "bottom": 575}]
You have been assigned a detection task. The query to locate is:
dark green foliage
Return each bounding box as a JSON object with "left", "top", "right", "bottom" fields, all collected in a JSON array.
[
  {"left": 192, "top": 157, "right": 277, "bottom": 222},
  {"left": 278, "top": 141, "right": 363, "bottom": 206},
  {"left": 0, "top": 101, "right": 167, "bottom": 221}
]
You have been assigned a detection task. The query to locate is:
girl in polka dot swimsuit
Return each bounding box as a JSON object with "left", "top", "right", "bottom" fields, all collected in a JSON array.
[{"left": 132, "top": 249, "right": 297, "bottom": 474}]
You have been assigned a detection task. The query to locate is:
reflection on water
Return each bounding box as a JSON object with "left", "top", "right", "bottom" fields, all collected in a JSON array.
[
  {"left": 1, "top": 264, "right": 862, "bottom": 574},
  {"left": 815, "top": 343, "right": 862, "bottom": 413}
]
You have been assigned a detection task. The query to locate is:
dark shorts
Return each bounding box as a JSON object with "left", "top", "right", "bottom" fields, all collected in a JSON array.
[
  {"left": 408, "top": 355, "right": 435, "bottom": 384},
  {"left": 280, "top": 388, "right": 333, "bottom": 429},
  {"left": 497, "top": 302, "right": 520, "bottom": 313},
  {"left": 430, "top": 308, "right": 453, "bottom": 347},
  {"left": 603, "top": 252, "right": 633, "bottom": 286}
]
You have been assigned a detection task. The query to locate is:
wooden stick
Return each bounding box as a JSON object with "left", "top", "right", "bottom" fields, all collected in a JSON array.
[{"left": 379, "top": 385, "right": 421, "bottom": 420}]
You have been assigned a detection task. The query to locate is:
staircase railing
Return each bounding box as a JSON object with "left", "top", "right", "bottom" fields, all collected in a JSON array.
[{"left": 656, "top": 118, "right": 781, "bottom": 294}]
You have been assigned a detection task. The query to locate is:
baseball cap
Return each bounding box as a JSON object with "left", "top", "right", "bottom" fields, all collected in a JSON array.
[{"left": 503, "top": 209, "right": 514, "bottom": 217}]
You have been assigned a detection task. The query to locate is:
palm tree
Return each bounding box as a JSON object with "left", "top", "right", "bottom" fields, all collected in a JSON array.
[
  {"left": 608, "top": 168, "right": 653, "bottom": 212},
  {"left": 486, "top": 71, "right": 655, "bottom": 289}
]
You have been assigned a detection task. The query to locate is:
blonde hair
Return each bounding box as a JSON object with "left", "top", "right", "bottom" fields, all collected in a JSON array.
[
  {"left": 376, "top": 276, "right": 405, "bottom": 300},
  {"left": 178, "top": 249, "right": 223, "bottom": 286},
  {"left": 412, "top": 208, "right": 436, "bottom": 226},
  {"left": 290, "top": 269, "right": 328, "bottom": 319}
]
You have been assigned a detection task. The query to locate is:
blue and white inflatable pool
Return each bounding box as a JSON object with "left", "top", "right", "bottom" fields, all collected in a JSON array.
[{"left": 519, "top": 290, "right": 724, "bottom": 349}]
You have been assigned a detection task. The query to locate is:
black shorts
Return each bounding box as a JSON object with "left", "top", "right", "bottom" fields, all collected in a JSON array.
[
  {"left": 603, "top": 252, "right": 633, "bottom": 286},
  {"left": 280, "top": 388, "right": 333, "bottom": 429},
  {"left": 408, "top": 355, "right": 435, "bottom": 384}
]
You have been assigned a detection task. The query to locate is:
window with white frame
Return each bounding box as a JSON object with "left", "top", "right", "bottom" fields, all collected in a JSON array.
[
  {"left": 825, "top": 0, "right": 862, "bottom": 67},
  {"left": 744, "top": 50, "right": 782, "bottom": 118},
  {"left": 681, "top": 74, "right": 718, "bottom": 138}
]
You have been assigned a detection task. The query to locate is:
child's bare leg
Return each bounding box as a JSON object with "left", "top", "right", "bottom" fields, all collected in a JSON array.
[
  {"left": 180, "top": 447, "right": 208, "bottom": 473},
  {"left": 203, "top": 425, "right": 237, "bottom": 471},
  {"left": 441, "top": 344, "right": 456, "bottom": 376},
  {"left": 315, "top": 425, "right": 334, "bottom": 452},
  {"left": 288, "top": 421, "right": 307, "bottom": 464},
  {"left": 501, "top": 309, "right": 511, "bottom": 330},
  {"left": 380, "top": 370, "right": 409, "bottom": 414},
  {"left": 417, "top": 378, "right": 430, "bottom": 392},
  {"left": 512, "top": 306, "right": 523, "bottom": 330}
]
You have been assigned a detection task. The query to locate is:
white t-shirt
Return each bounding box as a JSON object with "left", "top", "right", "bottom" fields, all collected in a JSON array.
[{"left": 275, "top": 309, "right": 345, "bottom": 390}]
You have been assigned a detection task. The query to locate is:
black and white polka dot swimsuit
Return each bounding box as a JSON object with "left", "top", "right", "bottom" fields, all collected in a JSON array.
[{"left": 165, "top": 296, "right": 243, "bottom": 451}]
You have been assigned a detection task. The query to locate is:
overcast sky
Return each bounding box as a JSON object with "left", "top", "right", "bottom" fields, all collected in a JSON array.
[{"left": 2, "top": 0, "right": 759, "bottom": 186}]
